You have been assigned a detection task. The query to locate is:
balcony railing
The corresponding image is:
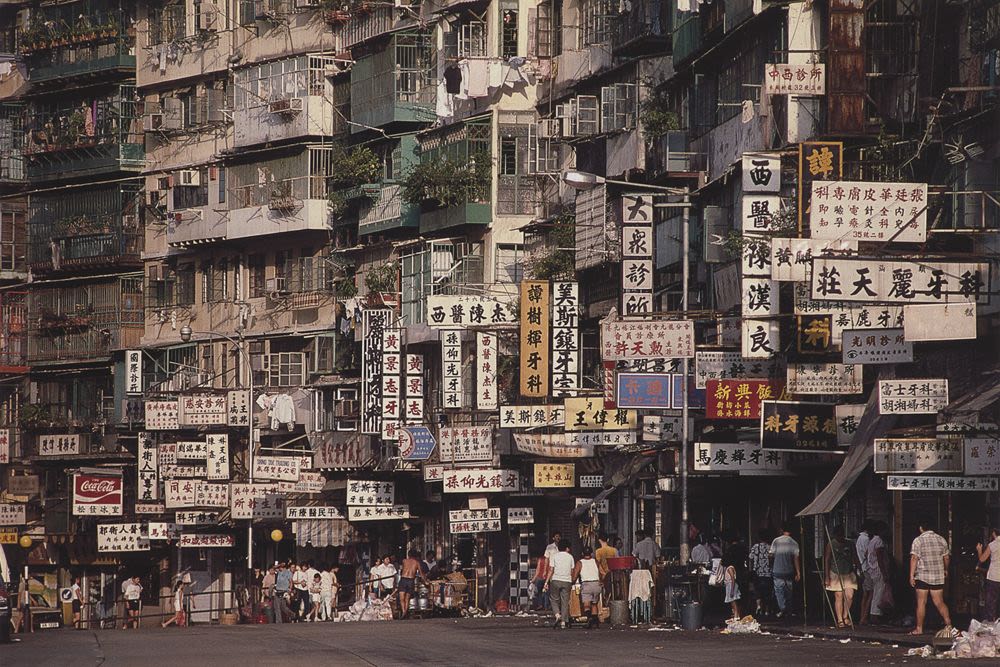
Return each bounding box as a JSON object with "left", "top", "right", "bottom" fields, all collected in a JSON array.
[
  {"left": 0, "top": 290, "right": 28, "bottom": 370},
  {"left": 356, "top": 183, "right": 421, "bottom": 236},
  {"left": 350, "top": 32, "right": 436, "bottom": 133},
  {"left": 611, "top": 0, "right": 671, "bottom": 56},
  {"left": 19, "top": 5, "right": 135, "bottom": 84}
]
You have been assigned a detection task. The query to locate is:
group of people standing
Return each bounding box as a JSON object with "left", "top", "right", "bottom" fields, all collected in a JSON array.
[{"left": 262, "top": 561, "right": 339, "bottom": 623}]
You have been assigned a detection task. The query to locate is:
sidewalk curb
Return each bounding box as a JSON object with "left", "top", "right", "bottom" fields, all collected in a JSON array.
[{"left": 762, "top": 624, "right": 929, "bottom": 649}]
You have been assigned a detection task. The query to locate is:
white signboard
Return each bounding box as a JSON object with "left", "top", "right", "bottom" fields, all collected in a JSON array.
[
  {"left": 794, "top": 282, "right": 904, "bottom": 343},
  {"left": 507, "top": 507, "right": 535, "bottom": 525},
  {"left": 38, "top": 434, "right": 80, "bottom": 456},
  {"left": 441, "top": 329, "right": 463, "bottom": 409},
  {"left": 253, "top": 456, "right": 301, "bottom": 482},
  {"left": 964, "top": 438, "right": 1000, "bottom": 476},
  {"left": 513, "top": 432, "right": 595, "bottom": 458},
  {"left": 361, "top": 309, "right": 388, "bottom": 435},
  {"left": 903, "top": 303, "right": 977, "bottom": 341},
  {"left": 810, "top": 181, "right": 927, "bottom": 243},
  {"left": 694, "top": 351, "right": 782, "bottom": 389},
  {"left": 346, "top": 479, "right": 394, "bottom": 506},
  {"left": 475, "top": 333, "right": 499, "bottom": 410},
  {"left": 878, "top": 379, "right": 948, "bottom": 415},
  {"left": 135, "top": 502, "right": 166, "bottom": 515},
  {"left": 741, "top": 238, "right": 772, "bottom": 278},
  {"left": 230, "top": 483, "right": 285, "bottom": 520},
  {"left": 741, "top": 194, "right": 784, "bottom": 233},
  {"left": 742, "top": 153, "right": 781, "bottom": 193},
  {"left": 125, "top": 350, "right": 142, "bottom": 395},
  {"left": 380, "top": 328, "right": 403, "bottom": 441},
  {"left": 348, "top": 505, "right": 410, "bottom": 521},
  {"left": 0, "top": 503, "right": 26, "bottom": 526},
  {"left": 147, "top": 522, "right": 181, "bottom": 540},
  {"left": 574, "top": 497, "right": 609, "bottom": 513},
  {"left": 835, "top": 404, "right": 865, "bottom": 446},
  {"left": 842, "top": 328, "right": 913, "bottom": 365},
  {"left": 787, "top": 364, "right": 862, "bottom": 394},
  {"left": 423, "top": 464, "right": 444, "bottom": 483},
  {"left": 97, "top": 523, "right": 149, "bottom": 552},
  {"left": 137, "top": 433, "right": 158, "bottom": 502},
  {"left": 601, "top": 319, "right": 694, "bottom": 360},
  {"left": 498, "top": 405, "right": 565, "bottom": 428},
  {"left": 286, "top": 506, "right": 344, "bottom": 520},
  {"left": 293, "top": 471, "right": 326, "bottom": 494},
  {"left": 175, "top": 511, "right": 221, "bottom": 525},
  {"left": 194, "top": 482, "right": 229, "bottom": 508},
  {"left": 175, "top": 441, "right": 208, "bottom": 460},
  {"left": 206, "top": 434, "right": 229, "bottom": 481},
  {"left": 164, "top": 480, "right": 199, "bottom": 509},
  {"left": 694, "top": 442, "right": 787, "bottom": 475},
  {"left": 0, "top": 429, "right": 8, "bottom": 465},
  {"left": 742, "top": 320, "right": 780, "bottom": 359},
  {"left": 642, "top": 414, "right": 692, "bottom": 443},
  {"left": 771, "top": 238, "right": 856, "bottom": 282},
  {"left": 887, "top": 475, "right": 998, "bottom": 492},
  {"left": 742, "top": 278, "right": 779, "bottom": 317},
  {"left": 449, "top": 508, "right": 501, "bottom": 523},
  {"left": 426, "top": 295, "right": 515, "bottom": 328},
  {"left": 179, "top": 534, "right": 234, "bottom": 548},
  {"left": 439, "top": 426, "right": 494, "bottom": 463},
  {"left": 621, "top": 195, "right": 654, "bottom": 316},
  {"left": 178, "top": 394, "right": 228, "bottom": 426},
  {"left": 579, "top": 475, "right": 603, "bottom": 488},
  {"left": 874, "top": 439, "right": 963, "bottom": 474},
  {"left": 442, "top": 468, "right": 519, "bottom": 493},
  {"left": 764, "top": 63, "right": 825, "bottom": 96},
  {"left": 551, "top": 282, "right": 580, "bottom": 393},
  {"left": 227, "top": 390, "right": 251, "bottom": 427},
  {"left": 810, "top": 258, "right": 989, "bottom": 304},
  {"left": 145, "top": 400, "right": 179, "bottom": 430}
]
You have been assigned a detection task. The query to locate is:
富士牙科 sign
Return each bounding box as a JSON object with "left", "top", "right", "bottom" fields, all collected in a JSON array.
[
  {"left": 878, "top": 379, "right": 949, "bottom": 415},
  {"left": 601, "top": 319, "right": 694, "bottom": 360},
  {"left": 760, "top": 401, "right": 840, "bottom": 453},
  {"left": 887, "top": 475, "right": 997, "bottom": 492}
]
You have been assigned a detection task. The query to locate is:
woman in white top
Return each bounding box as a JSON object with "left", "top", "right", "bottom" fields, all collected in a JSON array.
[
  {"left": 161, "top": 580, "right": 191, "bottom": 628},
  {"left": 976, "top": 527, "right": 1000, "bottom": 621},
  {"left": 572, "top": 546, "right": 603, "bottom": 629}
]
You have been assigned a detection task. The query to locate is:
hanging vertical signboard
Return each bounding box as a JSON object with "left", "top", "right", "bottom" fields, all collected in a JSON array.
[
  {"left": 519, "top": 281, "right": 550, "bottom": 397},
  {"left": 126, "top": 350, "right": 142, "bottom": 395},
  {"left": 381, "top": 328, "right": 402, "bottom": 441},
  {"left": 621, "top": 195, "right": 654, "bottom": 316},
  {"left": 361, "top": 309, "right": 389, "bottom": 435},
  {"left": 476, "top": 334, "right": 498, "bottom": 410},
  {"left": 441, "top": 330, "right": 463, "bottom": 408},
  {"left": 551, "top": 282, "right": 580, "bottom": 394},
  {"left": 137, "top": 432, "right": 158, "bottom": 502}
]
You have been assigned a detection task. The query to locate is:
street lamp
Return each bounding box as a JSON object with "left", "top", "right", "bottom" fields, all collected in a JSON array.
[
  {"left": 561, "top": 170, "right": 694, "bottom": 564},
  {"left": 179, "top": 325, "right": 257, "bottom": 573}
]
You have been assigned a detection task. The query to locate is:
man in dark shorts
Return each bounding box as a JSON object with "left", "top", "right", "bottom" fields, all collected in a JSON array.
[
  {"left": 70, "top": 576, "right": 85, "bottom": 628},
  {"left": 398, "top": 549, "right": 427, "bottom": 618},
  {"left": 122, "top": 576, "right": 143, "bottom": 630},
  {"left": 909, "top": 522, "right": 952, "bottom": 635}
]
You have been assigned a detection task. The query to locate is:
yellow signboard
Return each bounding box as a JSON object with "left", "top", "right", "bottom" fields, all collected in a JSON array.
[
  {"left": 534, "top": 463, "right": 575, "bottom": 488},
  {"left": 519, "top": 281, "right": 550, "bottom": 397},
  {"left": 564, "top": 397, "right": 637, "bottom": 431},
  {"left": 0, "top": 529, "right": 18, "bottom": 544}
]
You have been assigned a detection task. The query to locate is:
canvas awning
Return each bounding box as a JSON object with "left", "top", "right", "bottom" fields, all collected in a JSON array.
[{"left": 797, "top": 368, "right": 897, "bottom": 517}]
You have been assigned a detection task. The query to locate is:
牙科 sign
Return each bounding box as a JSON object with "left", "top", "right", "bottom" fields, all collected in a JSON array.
[
  {"left": 786, "top": 364, "right": 862, "bottom": 395},
  {"left": 874, "top": 439, "right": 963, "bottom": 474},
  {"left": 551, "top": 282, "right": 580, "bottom": 393},
  {"left": 346, "top": 479, "right": 394, "bottom": 506},
  {"left": 176, "top": 511, "right": 221, "bottom": 525},
  {"left": 810, "top": 258, "right": 989, "bottom": 304},
  {"left": 533, "top": 463, "right": 574, "bottom": 488},
  {"left": 694, "top": 443, "right": 787, "bottom": 475},
  {"left": 761, "top": 401, "right": 840, "bottom": 453},
  {"left": 520, "top": 281, "right": 550, "bottom": 397},
  {"left": 878, "top": 379, "right": 948, "bottom": 415},
  {"left": 763, "top": 63, "right": 825, "bottom": 96},
  {"left": 842, "top": 329, "right": 913, "bottom": 365},
  {"left": 794, "top": 282, "right": 904, "bottom": 344},
  {"left": 601, "top": 319, "right": 694, "bottom": 360},
  {"left": 810, "top": 181, "right": 928, "bottom": 243},
  {"left": 887, "top": 475, "right": 997, "bottom": 492}
]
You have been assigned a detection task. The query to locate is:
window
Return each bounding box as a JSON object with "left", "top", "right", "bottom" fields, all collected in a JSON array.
[
  {"left": 220, "top": 342, "right": 230, "bottom": 388},
  {"left": 172, "top": 168, "right": 209, "bottom": 210},
  {"left": 177, "top": 264, "right": 195, "bottom": 304},
  {"left": 313, "top": 335, "right": 336, "bottom": 374},
  {"left": 495, "top": 243, "right": 523, "bottom": 283},
  {"left": 459, "top": 21, "right": 488, "bottom": 58},
  {"left": 201, "top": 261, "right": 212, "bottom": 304},
  {"left": 501, "top": 6, "right": 519, "bottom": 59},
  {"left": 600, "top": 84, "right": 638, "bottom": 133},
  {"left": 268, "top": 352, "right": 305, "bottom": 387},
  {"left": 249, "top": 254, "right": 266, "bottom": 298},
  {"left": 200, "top": 343, "right": 214, "bottom": 378},
  {"left": 400, "top": 246, "right": 430, "bottom": 325},
  {"left": 499, "top": 137, "right": 518, "bottom": 175},
  {"left": 582, "top": 0, "right": 615, "bottom": 46},
  {"left": 218, "top": 166, "right": 226, "bottom": 204},
  {"left": 204, "top": 259, "right": 228, "bottom": 303}
]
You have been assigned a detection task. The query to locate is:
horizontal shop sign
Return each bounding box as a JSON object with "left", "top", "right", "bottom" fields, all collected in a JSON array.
[
  {"left": 873, "top": 439, "right": 963, "bottom": 474},
  {"left": 886, "top": 475, "right": 997, "bottom": 492}
]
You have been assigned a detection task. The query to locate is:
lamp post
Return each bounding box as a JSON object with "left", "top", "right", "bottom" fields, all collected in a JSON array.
[
  {"left": 562, "top": 170, "right": 693, "bottom": 564},
  {"left": 179, "top": 325, "right": 256, "bottom": 573}
]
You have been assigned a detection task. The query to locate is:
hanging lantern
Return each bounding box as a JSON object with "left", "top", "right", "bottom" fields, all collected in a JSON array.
[
  {"left": 19, "top": 535, "right": 33, "bottom": 549},
  {"left": 270, "top": 529, "right": 283, "bottom": 543}
]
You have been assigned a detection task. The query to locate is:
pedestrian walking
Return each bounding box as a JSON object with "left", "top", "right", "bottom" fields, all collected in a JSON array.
[
  {"left": 291, "top": 563, "right": 309, "bottom": 621},
  {"left": 530, "top": 551, "right": 550, "bottom": 611},
  {"left": 865, "top": 522, "right": 890, "bottom": 624},
  {"left": 824, "top": 524, "right": 858, "bottom": 628},
  {"left": 909, "top": 521, "right": 953, "bottom": 635},
  {"left": 122, "top": 576, "right": 142, "bottom": 630},
  {"left": 856, "top": 521, "right": 873, "bottom": 625},
  {"left": 769, "top": 524, "right": 801, "bottom": 619},
  {"left": 976, "top": 527, "right": 1000, "bottom": 621},
  {"left": 308, "top": 574, "right": 322, "bottom": 622},
  {"left": 162, "top": 580, "right": 190, "bottom": 628},
  {"left": 748, "top": 530, "right": 773, "bottom": 617},
  {"left": 398, "top": 550, "right": 426, "bottom": 618},
  {"left": 320, "top": 565, "right": 338, "bottom": 621},
  {"left": 272, "top": 562, "right": 292, "bottom": 624},
  {"left": 722, "top": 533, "right": 748, "bottom": 621},
  {"left": 544, "top": 532, "right": 561, "bottom": 562},
  {"left": 572, "top": 546, "right": 602, "bottom": 629},
  {"left": 370, "top": 555, "right": 397, "bottom": 599},
  {"left": 68, "top": 576, "right": 85, "bottom": 629},
  {"left": 544, "top": 541, "right": 575, "bottom": 629}
]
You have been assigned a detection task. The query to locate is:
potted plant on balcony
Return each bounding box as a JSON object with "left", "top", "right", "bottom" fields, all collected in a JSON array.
[
  {"left": 327, "top": 146, "right": 382, "bottom": 218},
  {"left": 364, "top": 262, "right": 398, "bottom": 307},
  {"left": 402, "top": 152, "right": 490, "bottom": 211},
  {"left": 319, "top": 0, "right": 352, "bottom": 23}
]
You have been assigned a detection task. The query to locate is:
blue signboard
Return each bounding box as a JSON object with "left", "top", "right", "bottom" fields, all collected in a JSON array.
[
  {"left": 399, "top": 426, "right": 436, "bottom": 461},
  {"left": 617, "top": 373, "right": 672, "bottom": 408}
]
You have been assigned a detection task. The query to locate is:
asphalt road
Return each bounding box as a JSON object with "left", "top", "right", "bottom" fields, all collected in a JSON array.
[{"left": 0, "top": 617, "right": 963, "bottom": 666}]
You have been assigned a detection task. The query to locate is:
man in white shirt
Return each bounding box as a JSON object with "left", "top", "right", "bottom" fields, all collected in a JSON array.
[
  {"left": 123, "top": 576, "right": 143, "bottom": 630},
  {"left": 633, "top": 530, "right": 661, "bottom": 569},
  {"left": 291, "top": 563, "right": 309, "bottom": 621},
  {"left": 544, "top": 532, "right": 561, "bottom": 562},
  {"left": 370, "top": 556, "right": 397, "bottom": 599},
  {"left": 303, "top": 561, "right": 320, "bottom": 621},
  {"left": 691, "top": 536, "right": 713, "bottom": 567},
  {"left": 544, "top": 542, "right": 575, "bottom": 629}
]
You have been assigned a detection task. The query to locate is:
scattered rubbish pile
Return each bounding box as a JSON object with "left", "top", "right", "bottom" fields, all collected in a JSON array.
[
  {"left": 340, "top": 595, "right": 394, "bottom": 622},
  {"left": 948, "top": 621, "right": 1000, "bottom": 659},
  {"left": 721, "top": 615, "right": 761, "bottom": 634}
]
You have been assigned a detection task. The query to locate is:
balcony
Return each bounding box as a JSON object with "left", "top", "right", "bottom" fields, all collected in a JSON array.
[
  {"left": 350, "top": 32, "right": 436, "bottom": 133},
  {"left": 419, "top": 202, "right": 491, "bottom": 233},
  {"left": 228, "top": 147, "right": 335, "bottom": 240},
  {"left": 20, "top": 4, "right": 135, "bottom": 85},
  {"left": 233, "top": 54, "right": 349, "bottom": 149},
  {"left": 0, "top": 201, "right": 26, "bottom": 280},
  {"left": 611, "top": 0, "right": 671, "bottom": 57},
  {"left": 27, "top": 183, "right": 143, "bottom": 275},
  {"left": 166, "top": 207, "right": 229, "bottom": 247},
  {"left": 335, "top": 4, "right": 420, "bottom": 50},
  {"left": 24, "top": 85, "right": 144, "bottom": 181},
  {"left": 645, "top": 130, "right": 702, "bottom": 176},
  {"left": 0, "top": 102, "right": 25, "bottom": 184},
  {"left": 671, "top": 8, "right": 701, "bottom": 65},
  {"left": 0, "top": 291, "right": 28, "bottom": 372},
  {"left": 27, "top": 275, "right": 143, "bottom": 364}
]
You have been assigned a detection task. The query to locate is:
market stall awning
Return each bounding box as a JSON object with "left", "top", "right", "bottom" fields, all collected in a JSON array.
[
  {"left": 293, "top": 518, "right": 353, "bottom": 548},
  {"left": 797, "top": 368, "right": 897, "bottom": 517}
]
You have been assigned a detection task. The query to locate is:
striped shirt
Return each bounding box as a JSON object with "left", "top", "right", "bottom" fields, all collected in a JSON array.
[{"left": 911, "top": 531, "right": 950, "bottom": 586}]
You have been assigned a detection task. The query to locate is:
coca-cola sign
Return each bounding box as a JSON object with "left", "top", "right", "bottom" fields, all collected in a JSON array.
[{"left": 72, "top": 472, "right": 123, "bottom": 517}]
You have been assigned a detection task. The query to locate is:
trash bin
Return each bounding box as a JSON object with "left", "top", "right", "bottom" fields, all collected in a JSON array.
[
  {"left": 608, "top": 600, "right": 629, "bottom": 626},
  {"left": 680, "top": 602, "right": 703, "bottom": 630}
]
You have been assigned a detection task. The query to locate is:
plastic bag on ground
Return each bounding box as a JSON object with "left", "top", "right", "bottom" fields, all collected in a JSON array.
[{"left": 722, "top": 615, "right": 760, "bottom": 634}]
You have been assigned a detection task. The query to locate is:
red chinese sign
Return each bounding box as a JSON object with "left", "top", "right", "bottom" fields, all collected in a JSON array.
[{"left": 705, "top": 379, "right": 781, "bottom": 421}]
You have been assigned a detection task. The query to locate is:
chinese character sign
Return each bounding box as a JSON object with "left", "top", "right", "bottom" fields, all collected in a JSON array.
[
  {"left": 361, "top": 309, "right": 389, "bottom": 435},
  {"left": 73, "top": 472, "right": 123, "bottom": 516},
  {"left": 398, "top": 426, "right": 436, "bottom": 461},
  {"left": 228, "top": 390, "right": 251, "bottom": 427},
  {"left": 0, "top": 504, "right": 26, "bottom": 526},
  {"left": 179, "top": 534, "right": 234, "bottom": 548},
  {"left": 798, "top": 141, "right": 842, "bottom": 233},
  {"left": 811, "top": 258, "right": 989, "bottom": 304},
  {"left": 873, "top": 439, "right": 962, "bottom": 474},
  {"left": 810, "top": 181, "right": 928, "bottom": 243},
  {"left": 964, "top": 438, "right": 1000, "bottom": 476},
  {"left": 764, "top": 63, "right": 825, "bottom": 96},
  {"left": 742, "top": 195, "right": 783, "bottom": 233},
  {"left": 38, "top": 434, "right": 81, "bottom": 456},
  {"left": 694, "top": 443, "right": 786, "bottom": 475},
  {"left": 507, "top": 507, "right": 534, "bottom": 524},
  {"left": 742, "top": 320, "right": 780, "bottom": 359},
  {"left": 439, "top": 426, "right": 494, "bottom": 463},
  {"left": 520, "top": 280, "right": 550, "bottom": 397},
  {"left": 441, "top": 330, "right": 463, "bottom": 409},
  {"left": 564, "top": 397, "right": 637, "bottom": 431},
  {"left": 887, "top": 475, "right": 998, "bottom": 492},
  {"left": 348, "top": 505, "right": 410, "bottom": 521},
  {"left": 705, "top": 380, "right": 780, "bottom": 420},
  {"left": 442, "top": 469, "right": 519, "bottom": 494},
  {"left": 771, "top": 238, "right": 856, "bottom": 282},
  {"left": 381, "top": 328, "right": 403, "bottom": 440},
  {"left": 498, "top": 405, "right": 565, "bottom": 428},
  {"left": 551, "top": 282, "right": 580, "bottom": 394},
  {"left": 230, "top": 483, "right": 285, "bottom": 520},
  {"left": 878, "top": 379, "right": 948, "bottom": 415},
  {"left": 741, "top": 238, "right": 772, "bottom": 278},
  {"left": 694, "top": 351, "right": 783, "bottom": 390},
  {"left": 145, "top": 400, "right": 180, "bottom": 430},
  {"left": 514, "top": 432, "right": 595, "bottom": 458},
  {"left": 126, "top": 350, "right": 142, "bottom": 395},
  {"left": 476, "top": 334, "right": 498, "bottom": 410},
  {"left": 742, "top": 278, "right": 779, "bottom": 317},
  {"left": 742, "top": 154, "right": 781, "bottom": 193},
  {"left": 534, "top": 463, "right": 575, "bottom": 488},
  {"left": 426, "top": 295, "right": 515, "bottom": 328},
  {"left": 137, "top": 432, "right": 158, "bottom": 502},
  {"left": 786, "top": 364, "right": 862, "bottom": 395},
  {"left": 0, "top": 429, "right": 8, "bottom": 465},
  {"left": 97, "top": 523, "right": 149, "bottom": 552},
  {"left": 616, "top": 373, "right": 672, "bottom": 409},
  {"left": 286, "top": 506, "right": 344, "bottom": 520},
  {"left": 206, "top": 434, "right": 229, "bottom": 480},
  {"left": 601, "top": 320, "right": 694, "bottom": 360},
  {"left": 404, "top": 353, "right": 425, "bottom": 421},
  {"left": 842, "top": 329, "right": 913, "bottom": 365},
  {"left": 760, "top": 401, "right": 840, "bottom": 452},
  {"left": 253, "top": 456, "right": 301, "bottom": 482},
  {"left": 346, "top": 479, "right": 395, "bottom": 506},
  {"left": 179, "top": 394, "right": 228, "bottom": 426},
  {"left": 621, "top": 195, "right": 654, "bottom": 315},
  {"left": 836, "top": 404, "right": 865, "bottom": 446},
  {"left": 903, "top": 303, "right": 977, "bottom": 342}
]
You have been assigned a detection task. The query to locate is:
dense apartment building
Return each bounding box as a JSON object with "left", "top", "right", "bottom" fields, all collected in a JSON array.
[{"left": 0, "top": 0, "right": 998, "bottom": 625}]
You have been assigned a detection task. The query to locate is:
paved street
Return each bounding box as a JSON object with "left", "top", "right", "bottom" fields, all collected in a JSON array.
[{"left": 0, "top": 617, "right": 970, "bottom": 666}]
